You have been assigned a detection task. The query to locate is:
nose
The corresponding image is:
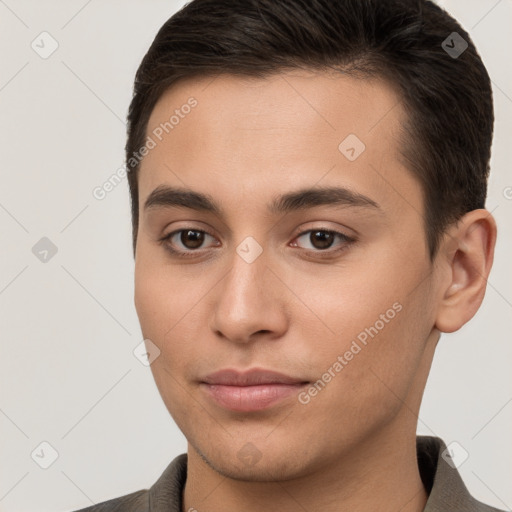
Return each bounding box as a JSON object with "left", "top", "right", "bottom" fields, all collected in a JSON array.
[{"left": 209, "top": 246, "right": 288, "bottom": 345}]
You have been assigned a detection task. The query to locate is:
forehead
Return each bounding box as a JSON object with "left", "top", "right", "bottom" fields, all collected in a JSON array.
[
  {"left": 145, "top": 70, "right": 404, "bottom": 152},
  {"left": 139, "top": 70, "right": 419, "bottom": 219}
]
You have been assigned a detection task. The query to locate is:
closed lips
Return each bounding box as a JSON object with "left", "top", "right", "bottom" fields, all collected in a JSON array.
[{"left": 201, "top": 368, "right": 309, "bottom": 386}]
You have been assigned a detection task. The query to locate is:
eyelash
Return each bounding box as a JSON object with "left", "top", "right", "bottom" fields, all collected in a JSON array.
[{"left": 158, "top": 227, "right": 355, "bottom": 259}]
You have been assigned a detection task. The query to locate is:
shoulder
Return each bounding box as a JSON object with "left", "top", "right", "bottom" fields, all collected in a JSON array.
[
  {"left": 418, "top": 436, "right": 507, "bottom": 512},
  {"left": 71, "top": 489, "right": 148, "bottom": 512}
]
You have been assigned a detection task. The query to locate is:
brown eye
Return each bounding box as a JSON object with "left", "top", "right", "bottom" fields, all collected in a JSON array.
[
  {"left": 159, "top": 228, "right": 219, "bottom": 258},
  {"left": 179, "top": 230, "right": 206, "bottom": 249},
  {"left": 293, "top": 229, "right": 352, "bottom": 253},
  {"left": 309, "top": 230, "right": 335, "bottom": 250}
]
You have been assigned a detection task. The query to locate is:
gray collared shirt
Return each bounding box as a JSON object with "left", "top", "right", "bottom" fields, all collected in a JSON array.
[{"left": 72, "top": 436, "right": 506, "bottom": 511}]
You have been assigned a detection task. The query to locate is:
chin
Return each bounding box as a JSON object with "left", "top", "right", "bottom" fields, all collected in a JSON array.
[
  {"left": 207, "top": 454, "right": 311, "bottom": 482},
  {"left": 192, "top": 437, "right": 322, "bottom": 483}
]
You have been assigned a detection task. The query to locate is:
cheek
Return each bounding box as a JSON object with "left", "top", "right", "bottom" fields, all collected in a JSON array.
[
  {"left": 287, "top": 258, "right": 406, "bottom": 357},
  {"left": 291, "top": 248, "right": 433, "bottom": 398},
  {"left": 134, "top": 258, "right": 212, "bottom": 378},
  {"left": 134, "top": 263, "right": 201, "bottom": 421},
  {"left": 134, "top": 265, "right": 168, "bottom": 340},
  {"left": 134, "top": 254, "right": 200, "bottom": 339}
]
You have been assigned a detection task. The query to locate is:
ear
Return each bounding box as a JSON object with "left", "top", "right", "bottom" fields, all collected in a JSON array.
[{"left": 434, "top": 209, "right": 497, "bottom": 333}]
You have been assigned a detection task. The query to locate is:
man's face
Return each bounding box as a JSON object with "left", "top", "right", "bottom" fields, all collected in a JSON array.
[{"left": 134, "top": 71, "right": 441, "bottom": 480}]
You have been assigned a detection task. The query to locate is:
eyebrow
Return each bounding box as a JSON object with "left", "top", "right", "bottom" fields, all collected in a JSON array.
[{"left": 143, "top": 184, "right": 380, "bottom": 216}]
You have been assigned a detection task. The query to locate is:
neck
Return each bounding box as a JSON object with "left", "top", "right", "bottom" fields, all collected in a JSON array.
[{"left": 183, "top": 423, "right": 428, "bottom": 512}]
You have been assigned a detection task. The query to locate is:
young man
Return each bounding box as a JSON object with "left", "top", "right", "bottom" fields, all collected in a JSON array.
[{"left": 75, "top": 0, "right": 503, "bottom": 510}]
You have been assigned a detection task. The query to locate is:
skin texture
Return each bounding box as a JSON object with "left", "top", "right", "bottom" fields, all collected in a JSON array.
[{"left": 134, "top": 70, "right": 496, "bottom": 512}]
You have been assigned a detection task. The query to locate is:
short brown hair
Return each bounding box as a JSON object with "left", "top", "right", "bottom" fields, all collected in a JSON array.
[{"left": 125, "top": 0, "right": 494, "bottom": 259}]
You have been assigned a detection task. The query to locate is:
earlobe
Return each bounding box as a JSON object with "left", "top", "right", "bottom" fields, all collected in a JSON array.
[{"left": 434, "top": 209, "right": 497, "bottom": 333}]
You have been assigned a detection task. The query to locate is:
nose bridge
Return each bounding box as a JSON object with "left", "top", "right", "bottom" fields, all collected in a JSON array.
[
  {"left": 220, "top": 244, "right": 270, "bottom": 320},
  {"left": 210, "top": 239, "right": 286, "bottom": 343}
]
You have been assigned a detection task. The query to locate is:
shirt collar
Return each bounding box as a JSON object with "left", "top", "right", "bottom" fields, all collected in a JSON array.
[
  {"left": 147, "top": 436, "right": 500, "bottom": 511},
  {"left": 418, "top": 436, "right": 502, "bottom": 511}
]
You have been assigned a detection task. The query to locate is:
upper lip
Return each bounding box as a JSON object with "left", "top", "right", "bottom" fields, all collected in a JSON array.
[{"left": 202, "top": 368, "right": 308, "bottom": 386}]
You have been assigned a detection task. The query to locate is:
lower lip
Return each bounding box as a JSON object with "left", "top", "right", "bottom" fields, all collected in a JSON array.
[{"left": 201, "top": 383, "right": 307, "bottom": 412}]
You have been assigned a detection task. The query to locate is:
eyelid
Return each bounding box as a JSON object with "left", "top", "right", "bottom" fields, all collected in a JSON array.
[
  {"left": 158, "top": 227, "right": 217, "bottom": 251},
  {"left": 159, "top": 225, "right": 355, "bottom": 258},
  {"left": 291, "top": 227, "right": 355, "bottom": 252}
]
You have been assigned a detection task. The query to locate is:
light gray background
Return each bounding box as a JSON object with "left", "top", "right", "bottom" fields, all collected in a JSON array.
[{"left": 0, "top": 1, "right": 510, "bottom": 511}]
